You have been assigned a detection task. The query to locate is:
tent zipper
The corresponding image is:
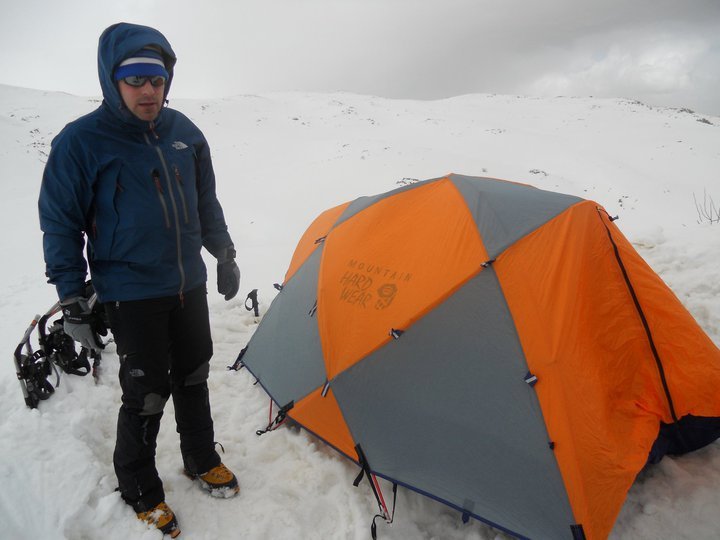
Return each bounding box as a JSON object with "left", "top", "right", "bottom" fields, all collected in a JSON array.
[{"left": 596, "top": 208, "right": 687, "bottom": 450}]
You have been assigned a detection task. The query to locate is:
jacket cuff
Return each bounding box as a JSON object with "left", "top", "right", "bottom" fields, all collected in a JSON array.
[{"left": 217, "top": 245, "right": 236, "bottom": 263}]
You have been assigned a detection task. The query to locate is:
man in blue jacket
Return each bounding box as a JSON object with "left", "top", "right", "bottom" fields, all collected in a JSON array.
[{"left": 39, "top": 22, "right": 241, "bottom": 537}]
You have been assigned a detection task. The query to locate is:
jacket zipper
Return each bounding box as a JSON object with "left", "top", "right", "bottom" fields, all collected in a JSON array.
[
  {"left": 94, "top": 181, "right": 124, "bottom": 239},
  {"left": 151, "top": 169, "right": 171, "bottom": 228},
  {"left": 144, "top": 131, "right": 186, "bottom": 298},
  {"left": 172, "top": 165, "right": 190, "bottom": 224}
]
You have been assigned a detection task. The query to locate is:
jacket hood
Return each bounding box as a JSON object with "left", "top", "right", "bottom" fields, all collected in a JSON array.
[{"left": 98, "top": 22, "right": 177, "bottom": 124}]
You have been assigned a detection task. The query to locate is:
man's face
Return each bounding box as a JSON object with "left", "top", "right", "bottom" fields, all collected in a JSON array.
[{"left": 118, "top": 78, "right": 165, "bottom": 122}]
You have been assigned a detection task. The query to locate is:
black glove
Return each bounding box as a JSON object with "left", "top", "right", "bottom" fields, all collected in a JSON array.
[
  {"left": 61, "top": 297, "right": 105, "bottom": 352},
  {"left": 217, "top": 246, "right": 241, "bottom": 301}
]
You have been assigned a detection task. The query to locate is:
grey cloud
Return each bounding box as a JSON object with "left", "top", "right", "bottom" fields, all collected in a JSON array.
[{"left": 1, "top": 0, "right": 718, "bottom": 114}]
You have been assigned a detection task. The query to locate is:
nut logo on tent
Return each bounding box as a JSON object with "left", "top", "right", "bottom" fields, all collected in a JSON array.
[{"left": 375, "top": 283, "right": 398, "bottom": 310}]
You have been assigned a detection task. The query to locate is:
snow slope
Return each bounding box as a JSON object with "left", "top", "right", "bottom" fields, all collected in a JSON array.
[{"left": 1, "top": 84, "right": 719, "bottom": 539}]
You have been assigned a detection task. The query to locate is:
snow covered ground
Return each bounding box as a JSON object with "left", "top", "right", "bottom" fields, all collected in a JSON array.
[{"left": 1, "top": 84, "right": 719, "bottom": 539}]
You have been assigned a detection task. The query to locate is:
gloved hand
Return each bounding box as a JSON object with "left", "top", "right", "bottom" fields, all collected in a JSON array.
[
  {"left": 61, "top": 297, "right": 105, "bottom": 352},
  {"left": 217, "top": 246, "right": 241, "bottom": 301}
]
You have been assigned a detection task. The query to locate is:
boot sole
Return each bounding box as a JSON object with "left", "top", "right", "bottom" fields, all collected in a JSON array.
[
  {"left": 183, "top": 469, "right": 240, "bottom": 498},
  {"left": 199, "top": 481, "right": 240, "bottom": 499}
]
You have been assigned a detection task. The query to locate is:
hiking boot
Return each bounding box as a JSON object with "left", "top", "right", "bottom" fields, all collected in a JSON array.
[
  {"left": 187, "top": 463, "right": 239, "bottom": 498},
  {"left": 136, "top": 501, "right": 180, "bottom": 537}
]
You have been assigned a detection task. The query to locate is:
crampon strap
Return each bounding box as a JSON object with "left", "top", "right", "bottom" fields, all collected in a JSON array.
[
  {"left": 42, "top": 319, "right": 92, "bottom": 376},
  {"left": 13, "top": 346, "right": 57, "bottom": 408}
]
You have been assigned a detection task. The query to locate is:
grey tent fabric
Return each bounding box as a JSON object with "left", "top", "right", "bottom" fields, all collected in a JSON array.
[
  {"left": 449, "top": 174, "right": 583, "bottom": 258},
  {"left": 331, "top": 268, "right": 575, "bottom": 539},
  {"left": 240, "top": 248, "right": 326, "bottom": 406}
]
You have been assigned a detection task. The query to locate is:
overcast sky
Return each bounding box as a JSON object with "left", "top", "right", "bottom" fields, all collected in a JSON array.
[{"left": 1, "top": 0, "right": 719, "bottom": 115}]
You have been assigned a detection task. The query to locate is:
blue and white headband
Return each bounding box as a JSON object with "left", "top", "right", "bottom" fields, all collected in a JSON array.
[{"left": 114, "top": 48, "right": 169, "bottom": 80}]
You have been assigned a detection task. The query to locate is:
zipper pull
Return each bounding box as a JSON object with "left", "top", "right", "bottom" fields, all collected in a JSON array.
[
  {"left": 151, "top": 169, "right": 163, "bottom": 193},
  {"left": 179, "top": 291, "right": 185, "bottom": 308},
  {"left": 173, "top": 165, "right": 183, "bottom": 185},
  {"left": 149, "top": 121, "right": 159, "bottom": 140}
]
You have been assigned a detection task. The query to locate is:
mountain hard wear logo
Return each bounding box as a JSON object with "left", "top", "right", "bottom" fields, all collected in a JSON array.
[
  {"left": 172, "top": 141, "right": 188, "bottom": 150},
  {"left": 338, "top": 259, "right": 409, "bottom": 309}
]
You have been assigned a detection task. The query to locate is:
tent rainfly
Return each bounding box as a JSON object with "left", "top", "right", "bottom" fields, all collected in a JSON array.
[{"left": 238, "top": 174, "right": 720, "bottom": 540}]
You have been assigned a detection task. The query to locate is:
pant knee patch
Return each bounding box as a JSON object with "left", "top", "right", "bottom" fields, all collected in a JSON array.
[
  {"left": 184, "top": 361, "right": 210, "bottom": 386},
  {"left": 141, "top": 393, "right": 168, "bottom": 416}
]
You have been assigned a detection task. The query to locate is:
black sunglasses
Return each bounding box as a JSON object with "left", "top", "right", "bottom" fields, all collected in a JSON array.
[{"left": 121, "top": 75, "right": 166, "bottom": 88}]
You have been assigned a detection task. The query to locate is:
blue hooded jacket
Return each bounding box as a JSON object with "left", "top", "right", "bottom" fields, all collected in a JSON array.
[{"left": 39, "top": 23, "right": 234, "bottom": 303}]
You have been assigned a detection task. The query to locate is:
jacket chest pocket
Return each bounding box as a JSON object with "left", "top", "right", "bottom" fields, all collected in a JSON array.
[
  {"left": 165, "top": 147, "right": 200, "bottom": 228},
  {"left": 116, "top": 161, "right": 174, "bottom": 230},
  {"left": 150, "top": 167, "right": 171, "bottom": 228},
  {"left": 90, "top": 163, "right": 122, "bottom": 260}
]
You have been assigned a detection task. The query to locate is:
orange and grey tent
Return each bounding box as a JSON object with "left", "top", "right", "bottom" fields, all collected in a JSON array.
[{"left": 239, "top": 174, "right": 720, "bottom": 539}]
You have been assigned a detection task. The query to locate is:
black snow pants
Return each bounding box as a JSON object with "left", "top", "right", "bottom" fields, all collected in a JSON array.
[{"left": 105, "top": 285, "right": 221, "bottom": 512}]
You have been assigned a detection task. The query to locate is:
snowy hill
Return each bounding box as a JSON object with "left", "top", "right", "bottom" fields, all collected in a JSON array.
[{"left": 1, "top": 84, "right": 719, "bottom": 539}]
